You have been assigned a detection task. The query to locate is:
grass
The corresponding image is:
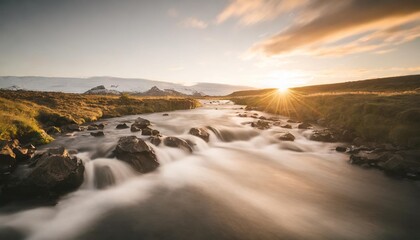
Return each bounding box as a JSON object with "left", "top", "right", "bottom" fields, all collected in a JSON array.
[
  {"left": 0, "top": 90, "right": 200, "bottom": 145},
  {"left": 229, "top": 76, "right": 420, "bottom": 148}
]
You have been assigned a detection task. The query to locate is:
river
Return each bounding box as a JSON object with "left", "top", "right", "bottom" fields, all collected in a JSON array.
[{"left": 1, "top": 100, "right": 419, "bottom": 240}]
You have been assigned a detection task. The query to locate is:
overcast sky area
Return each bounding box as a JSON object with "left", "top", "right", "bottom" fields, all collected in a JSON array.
[{"left": 0, "top": 0, "right": 419, "bottom": 88}]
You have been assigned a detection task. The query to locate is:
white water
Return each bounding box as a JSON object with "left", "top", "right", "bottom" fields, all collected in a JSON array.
[{"left": 0, "top": 100, "right": 419, "bottom": 239}]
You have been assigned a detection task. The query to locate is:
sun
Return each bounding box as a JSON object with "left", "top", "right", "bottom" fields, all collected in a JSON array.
[{"left": 277, "top": 86, "right": 289, "bottom": 93}]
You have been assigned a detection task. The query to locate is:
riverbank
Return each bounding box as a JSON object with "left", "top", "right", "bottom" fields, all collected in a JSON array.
[{"left": 0, "top": 90, "right": 200, "bottom": 145}]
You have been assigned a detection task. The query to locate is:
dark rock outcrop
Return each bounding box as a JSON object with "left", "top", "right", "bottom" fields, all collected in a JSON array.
[
  {"left": 141, "top": 127, "right": 153, "bottom": 136},
  {"left": 133, "top": 117, "right": 150, "bottom": 129},
  {"left": 149, "top": 136, "right": 162, "bottom": 146},
  {"left": 298, "top": 122, "right": 312, "bottom": 129},
  {"left": 116, "top": 123, "right": 129, "bottom": 129},
  {"left": 310, "top": 129, "right": 336, "bottom": 142},
  {"left": 2, "top": 146, "right": 84, "bottom": 200},
  {"left": 91, "top": 131, "right": 105, "bottom": 137},
  {"left": 251, "top": 120, "right": 271, "bottom": 130},
  {"left": 189, "top": 128, "right": 210, "bottom": 142},
  {"left": 276, "top": 132, "right": 295, "bottom": 141},
  {"left": 130, "top": 124, "right": 141, "bottom": 132},
  {"left": 114, "top": 136, "right": 159, "bottom": 173},
  {"left": 66, "top": 124, "right": 82, "bottom": 132},
  {"left": 163, "top": 137, "right": 193, "bottom": 153}
]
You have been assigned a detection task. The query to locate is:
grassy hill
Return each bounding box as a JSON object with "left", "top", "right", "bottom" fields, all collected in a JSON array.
[
  {"left": 229, "top": 75, "right": 420, "bottom": 97},
  {"left": 228, "top": 75, "right": 420, "bottom": 147},
  {"left": 0, "top": 90, "right": 200, "bottom": 145}
]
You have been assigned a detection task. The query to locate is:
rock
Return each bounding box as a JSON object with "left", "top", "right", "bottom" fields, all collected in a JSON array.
[
  {"left": 66, "top": 124, "right": 82, "bottom": 132},
  {"left": 97, "top": 123, "right": 105, "bottom": 129},
  {"left": 149, "top": 136, "right": 162, "bottom": 146},
  {"left": 130, "top": 124, "right": 141, "bottom": 132},
  {"left": 251, "top": 120, "right": 271, "bottom": 130},
  {"left": 238, "top": 113, "right": 247, "bottom": 118},
  {"left": 336, "top": 146, "right": 347, "bottom": 152},
  {"left": 189, "top": 128, "right": 210, "bottom": 142},
  {"left": 276, "top": 132, "right": 295, "bottom": 141},
  {"left": 163, "top": 137, "right": 193, "bottom": 153},
  {"left": 134, "top": 117, "right": 150, "bottom": 129},
  {"left": 90, "top": 131, "right": 105, "bottom": 137},
  {"left": 259, "top": 116, "right": 267, "bottom": 120},
  {"left": 310, "top": 129, "right": 336, "bottom": 142},
  {"left": 116, "top": 123, "right": 129, "bottom": 129},
  {"left": 151, "top": 129, "right": 160, "bottom": 136},
  {"left": 298, "top": 122, "right": 312, "bottom": 129},
  {"left": 3, "top": 146, "right": 84, "bottom": 199},
  {"left": 84, "top": 85, "right": 120, "bottom": 95},
  {"left": 287, "top": 119, "right": 299, "bottom": 123},
  {"left": 268, "top": 117, "right": 280, "bottom": 121},
  {"left": 87, "top": 125, "right": 99, "bottom": 131},
  {"left": 280, "top": 124, "right": 292, "bottom": 129},
  {"left": 45, "top": 126, "right": 61, "bottom": 135},
  {"left": 114, "top": 136, "right": 159, "bottom": 173},
  {"left": 0, "top": 143, "right": 16, "bottom": 176},
  {"left": 162, "top": 113, "right": 169, "bottom": 116},
  {"left": 245, "top": 106, "right": 259, "bottom": 111},
  {"left": 141, "top": 127, "right": 153, "bottom": 136}
]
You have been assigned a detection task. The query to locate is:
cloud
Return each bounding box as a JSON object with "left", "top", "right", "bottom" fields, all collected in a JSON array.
[
  {"left": 219, "top": 0, "right": 420, "bottom": 57},
  {"left": 180, "top": 17, "right": 208, "bottom": 29}
]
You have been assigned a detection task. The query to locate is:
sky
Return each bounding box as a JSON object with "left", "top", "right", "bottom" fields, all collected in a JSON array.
[{"left": 0, "top": 0, "right": 419, "bottom": 88}]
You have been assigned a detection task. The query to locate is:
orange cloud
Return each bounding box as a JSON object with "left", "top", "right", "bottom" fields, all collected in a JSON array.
[{"left": 219, "top": 0, "right": 420, "bottom": 57}]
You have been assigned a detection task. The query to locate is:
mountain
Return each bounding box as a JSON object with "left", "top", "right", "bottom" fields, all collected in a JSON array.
[
  {"left": 84, "top": 85, "right": 121, "bottom": 95},
  {"left": 134, "top": 86, "right": 186, "bottom": 96},
  {"left": 0, "top": 76, "right": 255, "bottom": 96}
]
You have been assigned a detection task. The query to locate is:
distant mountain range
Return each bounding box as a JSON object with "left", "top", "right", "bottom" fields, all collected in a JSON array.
[{"left": 0, "top": 76, "right": 256, "bottom": 96}]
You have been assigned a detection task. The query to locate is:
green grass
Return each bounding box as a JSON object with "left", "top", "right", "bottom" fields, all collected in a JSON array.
[
  {"left": 230, "top": 90, "right": 420, "bottom": 148},
  {"left": 0, "top": 90, "right": 200, "bottom": 145}
]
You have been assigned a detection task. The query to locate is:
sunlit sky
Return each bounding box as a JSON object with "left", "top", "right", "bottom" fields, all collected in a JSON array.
[{"left": 0, "top": 0, "right": 419, "bottom": 88}]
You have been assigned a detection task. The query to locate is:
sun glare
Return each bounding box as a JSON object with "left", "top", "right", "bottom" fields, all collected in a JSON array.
[{"left": 277, "top": 86, "right": 289, "bottom": 93}]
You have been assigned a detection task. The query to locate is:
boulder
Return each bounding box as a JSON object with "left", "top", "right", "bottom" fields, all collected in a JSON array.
[
  {"left": 3, "top": 146, "right": 84, "bottom": 199},
  {"left": 134, "top": 117, "right": 150, "bottom": 129},
  {"left": 251, "top": 120, "right": 271, "bottom": 130},
  {"left": 87, "top": 125, "right": 99, "bottom": 131},
  {"left": 141, "top": 127, "right": 153, "bottom": 136},
  {"left": 116, "top": 123, "right": 129, "bottom": 129},
  {"left": 298, "top": 122, "right": 312, "bottom": 129},
  {"left": 149, "top": 136, "right": 162, "bottom": 146},
  {"left": 151, "top": 129, "right": 160, "bottom": 136},
  {"left": 336, "top": 146, "right": 347, "bottom": 152},
  {"left": 97, "top": 123, "right": 105, "bottom": 129},
  {"left": 276, "top": 132, "right": 295, "bottom": 141},
  {"left": 189, "top": 128, "right": 210, "bottom": 142},
  {"left": 310, "top": 129, "right": 336, "bottom": 142},
  {"left": 90, "top": 131, "right": 105, "bottom": 137},
  {"left": 114, "top": 136, "right": 159, "bottom": 173},
  {"left": 130, "top": 124, "right": 141, "bottom": 132},
  {"left": 66, "top": 124, "right": 82, "bottom": 132},
  {"left": 162, "top": 113, "right": 169, "bottom": 116},
  {"left": 280, "top": 124, "right": 292, "bottom": 129},
  {"left": 163, "top": 137, "right": 193, "bottom": 153}
]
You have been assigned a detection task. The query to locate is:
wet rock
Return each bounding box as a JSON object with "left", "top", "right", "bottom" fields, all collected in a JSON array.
[
  {"left": 268, "top": 117, "right": 280, "bottom": 121},
  {"left": 280, "top": 124, "right": 292, "bottom": 129},
  {"left": 259, "top": 116, "right": 267, "bottom": 120},
  {"left": 134, "top": 117, "right": 151, "bottom": 129},
  {"left": 141, "top": 127, "right": 153, "bottom": 136},
  {"left": 87, "top": 125, "right": 99, "bottom": 131},
  {"left": 130, "top": 124, "right": 141, "bottom": 132},
  {"left": 287, "top": 119, "right": 299, "bottom": 123},
  {"left": 3, "top": 146, "right": 85, "bottom": 199},
  {"left": 163, "top": 137, "right": 193, "bottom": 153},
  {"left": 276, "top": 132, "right": 295, "bottom": 141},
  {"left": 310, "top": 129, "right": 336, "bottom": 142},
  {"left": 149, "top": 136, "right": 162, "bottom": 146},
  {"left": 162, "top": 113, "right": 169, "bottom": 116},
  {"left": 238, "top": 113, "right": 247, "bottom": 118},
  {"left": 0, "top": 143, "right": 16, "bottom": 176},
  {"left": 298, "top": 122, "right": 312, "bottom": 129},
  {"left": 66, "top": 124, "right": 83, "bottom": 132},
  {"left": 97, "top": 123, "right": 105, "bottom": 129},
  {"left": 45, "top": 126, "right": 61, "bottom": 135},
  {"left": 151, "top": 129, "right": 160, "bottom": 136},
  {"left": 245, "top": 106, "right": 259, "bottom": 111},
  {"left": 336, "top": 146, "right": 347, "bottom": 152},
  {"left": 251, "top": 120, "right": 271, "bottom": 130},
  {"left": 91, "top": 131, "right": 105, "bottom": 137},
  {"left": 116, "top": 123, "right": 129, "bottom": 129},
  {"left": 189, "top": 128, "right": 210, "bottom": 142},
  {"left": 114, "top": 136, "right": 159, "bottom": 173}
]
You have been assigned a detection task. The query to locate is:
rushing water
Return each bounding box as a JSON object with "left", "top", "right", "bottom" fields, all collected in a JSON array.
[{"left": 1, "top": 100, "right": 419, "bottom": 240}]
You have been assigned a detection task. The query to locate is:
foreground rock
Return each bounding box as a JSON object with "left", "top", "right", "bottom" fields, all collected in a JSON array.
[
  {"left": 276, "top": 132, "right": 295, "bottom": 141},
  {"left": 1, "top": 140, "right": 35, "bottom": 179},
  {"left": 90, "top": 131, "right": 105, "bottom": 137},
  {"left": 116, "top": 123, "right": 129, "bottom": 129},
  {"left": 2, "top": 146, "right": 84, "bottom": 200},
  {"left": 298, "top": 122, "right": 312, "bottom": 129},
  {"left": 114, "top": 136, "right": 159, "bottom": 173},
  {"left": 163, "top": 137, "right": 193, "bottom": 153},
  {"left": 189, "top": 128, "right": 210, "bottom": 142},
  {"left": 251, "top": 120, "right": 271, "bottom": 130},
  {"left": 310, "top": 129, "right": 336, "bottom": 142},
  {"left": 134, "top": 117, "right": 151, "bottom": 129}
]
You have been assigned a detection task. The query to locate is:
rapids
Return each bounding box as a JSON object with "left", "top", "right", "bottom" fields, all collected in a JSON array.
[{"left": 0, "top": 100, "right": 419, "bottom": 240}]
